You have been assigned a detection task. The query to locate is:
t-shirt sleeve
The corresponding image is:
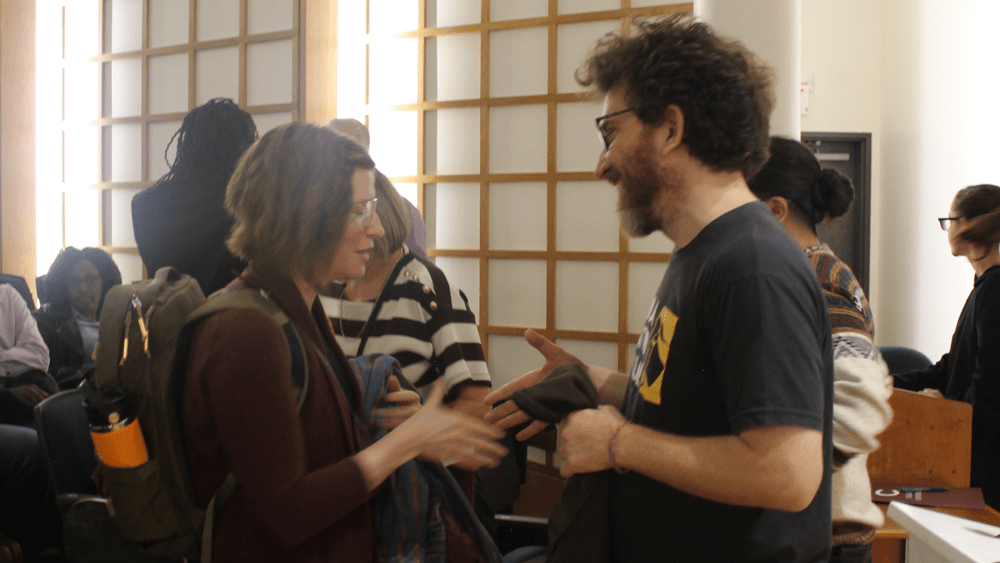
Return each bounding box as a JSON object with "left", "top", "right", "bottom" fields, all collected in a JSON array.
[{"left": 711, "top": 273, "right": 828, "bottom": 434}]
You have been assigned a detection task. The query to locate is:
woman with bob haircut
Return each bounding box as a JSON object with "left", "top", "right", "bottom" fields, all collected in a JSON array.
[
  {"left": 182, "top": 122, "right": 506, "bottom": 563},
  {"left": 748, "top": 137, "right": 893, "bottom": 563},
  {"left": 893, "top": 183, "right": 1000, "bottom": 510}
]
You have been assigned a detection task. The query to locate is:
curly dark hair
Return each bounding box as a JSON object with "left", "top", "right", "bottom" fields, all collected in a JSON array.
[
  {"left": 156, "top": 98, "right": 258, "bottom": 187},
  {"left": 748, "top": 137, "right": 854, "bottom": 230},
  {"left": 42, "top": 246, "right": 122, "bottom": 316},
  {"left": 576, "top": 14, "right": 775, "bottom": 178}
]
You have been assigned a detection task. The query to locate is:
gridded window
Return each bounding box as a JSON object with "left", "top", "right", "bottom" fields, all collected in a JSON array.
[
  {"left": 37, "top": 0, "right": 299, "bottom": 282},
  {"left": 340, "top": 1, "right": 691, "bottom": 388}
]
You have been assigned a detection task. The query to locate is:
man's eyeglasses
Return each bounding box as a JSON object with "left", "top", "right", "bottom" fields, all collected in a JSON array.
[
  {"left": 352, "top": 198, "right": 378, "bottom": 227},
  {"left": 938, "top": 216, "right": 961, "bottom": 231},
  {"left": 595, "top": 108, "right": 636, "bottom": 150}
]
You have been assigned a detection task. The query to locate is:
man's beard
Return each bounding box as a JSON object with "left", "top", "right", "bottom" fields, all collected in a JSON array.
[{"left": 616, "top": 141, "right": 668, "bottom": 238}]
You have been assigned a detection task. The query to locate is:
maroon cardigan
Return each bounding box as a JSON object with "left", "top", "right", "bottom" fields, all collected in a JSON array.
[{"left": 183, "top": 265, "right": 375, "bottom": 563}]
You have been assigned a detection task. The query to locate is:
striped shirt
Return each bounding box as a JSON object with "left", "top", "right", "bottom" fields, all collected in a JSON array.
[{"left": 321, "top": 250, "right": 490, "bottom": 397}]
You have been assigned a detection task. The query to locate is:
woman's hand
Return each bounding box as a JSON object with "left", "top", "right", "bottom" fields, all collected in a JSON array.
[
  {"left": 374, "top": 375, "right": 421, "bottom": 430},
  {"left": 396, "top": 380, "right": 507, "bottom": 471}
]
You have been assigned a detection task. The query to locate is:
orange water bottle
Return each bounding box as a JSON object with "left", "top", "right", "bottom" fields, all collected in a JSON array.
[{"left": 84, "top": 387, "right": 150, "bottom": 468}]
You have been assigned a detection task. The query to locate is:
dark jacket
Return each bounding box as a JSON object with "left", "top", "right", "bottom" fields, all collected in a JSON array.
[{"left": 32, "top": 305, "right": 88, "bottom": 388}]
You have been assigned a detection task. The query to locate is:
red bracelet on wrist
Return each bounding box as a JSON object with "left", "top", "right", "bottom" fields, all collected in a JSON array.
[{"left": 609, "top": 421, "right": 630, "bottom": 474}]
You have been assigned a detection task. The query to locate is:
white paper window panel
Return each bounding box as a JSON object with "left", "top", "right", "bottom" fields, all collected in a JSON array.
[
  {"left": 557, "top": 101, "right": 604, "bottom": 172},
  {"left": 627, "top": 341, "right": 638, "bottom": 371},
  {"left": 149, "top": 0, "right": 189, "bottom": 49},
  {"left": 489, "top": 105, "right": 547, "bottom": 174},
  {"left": 489, "top": 182, "right": 547, "bottom": 251},
  {"left": 425, "top": 108, "right": 480, "bottom": 176},
  {"left": 147, "top": 120, "right": 183, "bottom": 181},
  {"left": 65, "top": 1, "right": 100, "bottom": 59},
  {"left": 394, "top": 183, "right": 419, "bottom": 208},
  {"left": 148, "top": 54, "right": 189, "bottom": 115},
  {"left": 368, "top": 0, "right": 419, "bottom": 35},
  {"left": 628, "top": 261, "right": 667, "bottom": 334},
  {"left": 368, "top": 111, "right": 419, "bottom": 178},
  {"left": 64, "top": 63, "right": 100, "bottom": 122},
  {"left": 110, "top": 188, "right": 141, "bottom": 247},
  {"left": 197, "top": 47, "right": 240, "bottom": 105},
  {"left": 108, "top": 0, "right": 143, "bottom": 54},
  {"left": 489, "top": 259, "right": 546, "bottom": 328},
  {"left": 555, "top": 260, "right": 618, "bottom": 332},
  {"left": 110, "top": 58, "right": 142, "bottom": 118},
  {"left": 248, "top": 0, "right": 294, "bottom": 35},
  {"left": 556, "top": 181, "right": 619, "bottom": 252},
  {"left": 427, "top": 0, "right": 481, "bottom": 27},
  {"left": 488, "top": 334, "right": 544, "bottom": 388},
  {"left": 489, "top": 28, "right": 547, "bottom": 98},
  {"left": 629, "top": 232, "right": 674, "bottom": 254},
  {"left": 426, "top": 34, "right": 481, "bottom": 103},
  {"left": 65, "top": 127, "right": 100, "bottom": 185},
  {"left": 555, "top": 338, "right": 618, "bottom": 372},
  {"left": 110, "top": 124, "right": 143, "bottom": 183},
  {"left": 632, "top": 0, "right": 676, "bottom": 6},
  {"left": 426, "top": 183, "right": 480, "bottom": 250},
  {"left": 433, "top": 257, "right": 480, "bottom": 319},
  {"left": 248, "top": 40, "right": 295, "bottom": 106},
  {"left": 64, "top": 188, "right": 100, "bottom": 248},
  {"left": 252, "top": 112, "right": 294, "bottom": 136},
  {"left": 491, "top": 0, "right": 548, "bottom": 22},
  {"left": 369, "top": 38, "right": 419, "bottom": 108},
  {"left": 558, "top": 0, "right": 620, "bottom": 16},
  {"left": 113, "top": 253, "right": 145, "bottom": 285},
  {"left": 197, "top": 0, "right": 239, "bottom": 42},
  {"left": 557, "top": 20, "right": 621, "bottom": 94}
]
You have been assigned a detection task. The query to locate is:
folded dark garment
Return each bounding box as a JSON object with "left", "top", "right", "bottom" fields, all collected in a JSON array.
[{"left": 510, "top": 364, "right": 598, "bottom": 423}]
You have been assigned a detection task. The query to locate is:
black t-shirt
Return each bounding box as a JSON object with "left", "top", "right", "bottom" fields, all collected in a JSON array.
[{"left": 612, "top": 202, "right": 834, "bottom": 562}]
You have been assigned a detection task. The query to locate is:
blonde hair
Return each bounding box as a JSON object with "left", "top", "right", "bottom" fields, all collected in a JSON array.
[
  {"left": 226, "top": 122, "right": 375, "bottom": 287},
  {"left": 372, "top": 171, "right": 412, "bottom": 262}
]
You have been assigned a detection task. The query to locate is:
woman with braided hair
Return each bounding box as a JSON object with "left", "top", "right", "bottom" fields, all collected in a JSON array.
[
  {"left": 749, "top": 136, "right": 893, "bottom": 563},
  {"left": 131, "top": 98, "right": 258, "bottom": 294}
]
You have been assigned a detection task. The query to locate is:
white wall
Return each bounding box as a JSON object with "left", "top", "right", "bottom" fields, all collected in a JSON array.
[{"left": 802, "top": 0, "right": 1000, "bottom": 360}]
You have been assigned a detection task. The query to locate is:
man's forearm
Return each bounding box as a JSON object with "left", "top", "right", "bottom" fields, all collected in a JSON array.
[
  {"left": 614, "top": 422, "right": 824, "bottom": 512},
  {"left": 589, "top": 366, "right": 629, "bottom": 409}
]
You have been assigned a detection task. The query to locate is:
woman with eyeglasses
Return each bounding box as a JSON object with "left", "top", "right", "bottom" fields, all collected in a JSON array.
[
  {"left": 33, "top": 246, "right": 122, "bottom": 388},
  {"left": 748, "top": 137, "right": 894, "bottom": 563},
  {"left": 893, "top": 183, "right": 1000, "bottom": 510},
  {"left": 182, "top": 122, "right": 505, "bottom": 563}
]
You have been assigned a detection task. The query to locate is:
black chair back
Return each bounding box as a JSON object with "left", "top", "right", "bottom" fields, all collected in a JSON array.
[
  {"left": 879, "top": 345, "right": 933, "bottom": 375},
  {"left": 0, "top": 273, "right": 35, "bottom": 311},
  {"left": 33, "top": 388, "right": 98, "bottom": 515}
]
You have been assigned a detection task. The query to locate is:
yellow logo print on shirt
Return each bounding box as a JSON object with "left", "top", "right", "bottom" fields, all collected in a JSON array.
[{"left": 638, "top": 306, "right": 679, "bottom": 405}]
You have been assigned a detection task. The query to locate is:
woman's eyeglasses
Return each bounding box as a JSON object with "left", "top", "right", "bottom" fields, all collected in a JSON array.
[
  {"left": 352, "top": 198, "right": 378, "bottom": 227},
  {"left": 938, "top": 216, "right": 961, "bottom": 231}
]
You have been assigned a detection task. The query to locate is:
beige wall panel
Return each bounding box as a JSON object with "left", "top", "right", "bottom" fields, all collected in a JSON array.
[
  {"left": 147, "top": 120, "right": 183, "bottom": 180},
  {"left": 113, "top": 253, "right": 144, "bottom": 285},
  {"left": 369, "top": 0, "right": 418, "bottom": 34},
  {"left": 556, "top": 101, "right": 603, "bottom": 172},
  {"left": 491, "top": 0, "right": 547, "bottom": 22},
  {"left": 426, "top": 182, "right": 480, "bottom": 250},
  {"left": 434, "top": 256, "right": 481, "bottom": 319},
  {"left": 108, "top": 0, "right": 143, "bottom": 53},
  {"left": 149, "top": 53, "right": 189, "bottom": 115},
  {"left": 558, "top": 0, "right": 619, "bottom": 15},
  {"left": 489, "top": 104, "right": 547, "bottom": 174},
  {"left": 489, "top": 182, "right": 547, "bottom": 251},
  {"left": 110, "top": 58, "right": 142, "bottom": 117},
  {"left": 196, "top": 47, "right": 240, "bottom": 104},
  {"left": 629, "top": 232, "right": 674, "bottom": 254},
  {"left": 557, "top": 20, "right": 619, "bottom": 94},
  {"left": 556, "top": 338, "right": 618, "bottom": 371},
  {"left": 426, "top": 33, "right": 480, "bottom": 102},
  {"left": 197, "top": 0, "right": 240, "bottom": 42},
  {"left": 248, "top": 0, "right": 295, "bottom": 35},
  {"left": 427, "top": 0, "right": 481, "bottom": 27},
  {"left": 556, "top": 260, "right": 618, "bottom": 332},
  {"left": 556, "top": 181, "right": 619, "bottom": 252},
  {"left": 110, "top": 187, "right": 141, "bottom": 247},
  {"left": 149, "top": 0, "right": 190, "bottom": 48},
  {"left": 369, "top": 111, "right": 419, "bottom": 177},
  {"left": 247, "top": 39, "right": 294, "bottom": 105},
  {"left": 628, "top": 261, "right": 667, "bottom": 334},
  {"left": 110, "top": 123, "right": 142, "bottom": 182},
  {"left": 489, "top": 259, "right": 546, "bottom": 328},
  {"left": 489, "top": 28, "right": 547, "bottom": 98},
  {"left": 426, "top": 108, "right": 480, "bottom": 175}
]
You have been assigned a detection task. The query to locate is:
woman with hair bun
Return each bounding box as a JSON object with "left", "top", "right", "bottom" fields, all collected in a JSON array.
[
  {"left": 749, "top": 136, "right": 893, "bottom": 563},
  {"left": 894, "top": 183, "right": 1000, "bottom": 510}
]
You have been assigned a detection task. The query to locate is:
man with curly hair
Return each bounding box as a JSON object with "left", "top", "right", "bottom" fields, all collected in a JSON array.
[{"left": 487, "top": 15, "right": 834, "bottom": 561}]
